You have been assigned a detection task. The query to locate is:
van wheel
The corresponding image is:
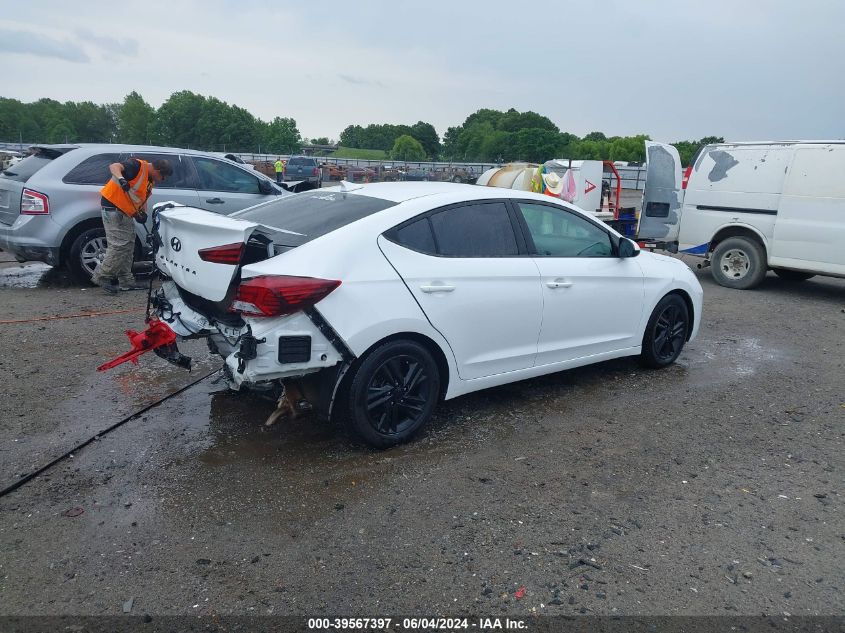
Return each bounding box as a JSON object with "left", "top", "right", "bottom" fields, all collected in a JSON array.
[
  {"left": 640, "top": 294, "right": 689, "bottom": 368},
  {"left": 774, "top": 269, "right": 815, "bottom": 282},
  {"left": 68, "top": 227, "right": 107, "bottom": 283},
  {"left": 711, "top": 237, "right": 767, "bottom": 289},
  {"left": 344, "top": 340, "right": 440, "bottom": 448}
]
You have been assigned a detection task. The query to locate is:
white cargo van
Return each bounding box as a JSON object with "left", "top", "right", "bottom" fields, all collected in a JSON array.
[{"left": 637, "top": 140, "right": 845, "bottom": 289}]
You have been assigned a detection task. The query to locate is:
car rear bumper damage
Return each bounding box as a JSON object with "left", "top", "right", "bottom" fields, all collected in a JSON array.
[{"left": 153, "top": 281, "right": 346, "bottom": 390}]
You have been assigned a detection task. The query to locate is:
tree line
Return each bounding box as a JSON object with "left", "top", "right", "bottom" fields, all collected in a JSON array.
[
  {"left": 0, "top": 91, "right": 301, "bottom": 154},
  {"left": 0, "top": 92, "right": 721, "bottom": 165}
]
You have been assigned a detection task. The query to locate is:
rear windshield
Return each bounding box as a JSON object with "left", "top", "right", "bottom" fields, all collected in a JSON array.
[
  {"left": 2, "top": 155, "right": 54, "bottom": 182},
  {"left": 287, "top": 157, "right": 315, "bottom": 166},
  {"left": 233, "top": 190, "right": 396, "bottom": 247}
]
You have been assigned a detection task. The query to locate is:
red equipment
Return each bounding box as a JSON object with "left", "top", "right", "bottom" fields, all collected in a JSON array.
[{"left": 97, "top": 319, "right": 177, "bottom": 371}]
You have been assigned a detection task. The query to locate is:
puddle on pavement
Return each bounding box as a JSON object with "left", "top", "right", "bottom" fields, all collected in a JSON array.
[
  {"left": 681, "top": 335, "right": 784, "bottom": 383},
  {"left": 0, "top": 262, "right": 72, "bottom": 288},
  {"left": 0, "top": 261, "right": 154, "bottom": 288}
]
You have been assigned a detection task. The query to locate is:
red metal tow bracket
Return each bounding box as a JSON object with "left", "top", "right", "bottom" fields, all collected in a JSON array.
[{"left": 97, "top": 319, "right": 177, "bottom": 371}]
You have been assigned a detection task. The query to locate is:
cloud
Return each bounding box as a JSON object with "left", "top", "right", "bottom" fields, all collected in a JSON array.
[
  {"left": 0, "top": 28, "right": 89, "bottom": 62},
  {"left": 74, "top": 28, "right": 139, "bottom": 57},
  {"left": 337, "top": 74, "right": 384, "bottom": 88}
]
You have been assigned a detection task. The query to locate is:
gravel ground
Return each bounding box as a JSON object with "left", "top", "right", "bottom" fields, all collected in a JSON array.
[{"left": 0, "top": 252, "right": 842, "bottom": 619}]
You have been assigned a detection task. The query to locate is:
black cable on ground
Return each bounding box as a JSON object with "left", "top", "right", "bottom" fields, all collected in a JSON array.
[{"left": 0, "top": 366, "right": 222, "bottom": 500}]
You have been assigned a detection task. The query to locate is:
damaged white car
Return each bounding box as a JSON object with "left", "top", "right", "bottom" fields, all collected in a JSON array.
[{"left": 135, "top": 182, "right": 702, "bottom": 447}]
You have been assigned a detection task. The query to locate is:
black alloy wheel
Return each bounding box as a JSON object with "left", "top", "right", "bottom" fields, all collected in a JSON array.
[
  {"left": 640, "top": 294, "right": 689, "bottom": 368},
  {"left": 346, "top": 340, "right": 440, "bottom": 447}
]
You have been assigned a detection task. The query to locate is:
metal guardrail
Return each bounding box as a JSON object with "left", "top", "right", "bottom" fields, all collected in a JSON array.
[{"left": 0, "top": 141, "right": 648, "bottom": 189}]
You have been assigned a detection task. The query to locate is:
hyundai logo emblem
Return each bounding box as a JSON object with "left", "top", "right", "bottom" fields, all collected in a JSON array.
[{"left": 170, "top": 237, "right": 182, "bottom": 252}]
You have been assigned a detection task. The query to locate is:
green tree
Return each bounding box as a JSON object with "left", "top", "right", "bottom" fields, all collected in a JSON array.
[
  {"left": 263, "top": 116, "right": 301, "bottom": 154},
  {"left": 410, "top": 121, "right": 441, "bottom": 159},
  {"left": 390, "top": 135, "right": 426, "bottom": 161},
  {"left": 310, "top": 137, "right": 332, "bottom": 145},
  {"left": 117, "top": 91, "right": 154, "bottom": 144},
  {"left": 150, "top": 90, "right": 206, "bottom": 147}
]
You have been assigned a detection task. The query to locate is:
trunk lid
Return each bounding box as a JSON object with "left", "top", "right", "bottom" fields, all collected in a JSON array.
[
  {"left": 156, "top": 206, "right": 270, "bottom": 302},
  {"left": 0, "top": 180, "right": 24, "bottom": 225}
]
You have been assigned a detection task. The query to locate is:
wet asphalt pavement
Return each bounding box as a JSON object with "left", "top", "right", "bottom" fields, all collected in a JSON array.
[{"left": 0, "top": 253, "right": 842, "bottom": 618}]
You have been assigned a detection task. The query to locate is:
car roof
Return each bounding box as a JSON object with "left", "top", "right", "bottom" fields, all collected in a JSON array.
[
  {"left": 30, "top": 143, "right": 250, "bottom": 157},
  {"left": 711, "top": 140, "right": 845, "bottom": 147}
]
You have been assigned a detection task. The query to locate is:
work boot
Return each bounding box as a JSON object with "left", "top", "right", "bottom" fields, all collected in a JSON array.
[
  {"left": 118, "top": 279, "right": 148, "bottom": 291},
  {"left": 92, "top": 273, "right": 118, "bottom": 293}
]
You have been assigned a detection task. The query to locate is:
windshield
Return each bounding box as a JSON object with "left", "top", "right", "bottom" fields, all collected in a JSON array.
[{"left": 233, "top": 190, "right": 396, "bottom": 247}]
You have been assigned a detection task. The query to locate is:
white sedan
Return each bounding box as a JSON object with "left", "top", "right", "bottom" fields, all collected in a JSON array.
[{"left": 149, "top": 182, "right": 703, "bottom": 447}]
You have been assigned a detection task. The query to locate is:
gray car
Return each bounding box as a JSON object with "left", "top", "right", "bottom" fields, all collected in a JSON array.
[{"left": 0, "top": 144, "right": 288, "bottom": 280}]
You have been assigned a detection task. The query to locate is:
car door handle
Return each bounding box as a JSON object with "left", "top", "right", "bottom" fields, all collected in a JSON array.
[
  {"left": 546, "top": 280, "right": 573, "bottom": 289},
  {"left": 205, "top": 198, "right": 225, "bottom": 204},
  {"left": 420, "top": 284, "right": 455, "bottom": 293}
]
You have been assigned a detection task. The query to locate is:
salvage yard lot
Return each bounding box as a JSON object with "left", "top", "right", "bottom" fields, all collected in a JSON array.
[{"left": 0, "top": 252, "right": 842, "bottom": 616}]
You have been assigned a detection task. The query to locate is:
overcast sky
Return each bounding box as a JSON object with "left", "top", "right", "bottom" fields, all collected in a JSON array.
[{"left": 1, "top": 0, "right": 843, "bottom": 143}]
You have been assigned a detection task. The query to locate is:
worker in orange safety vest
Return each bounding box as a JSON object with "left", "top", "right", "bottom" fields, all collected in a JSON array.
[{"left": 93, "top": 157, "right": 172, "bottom": 293}]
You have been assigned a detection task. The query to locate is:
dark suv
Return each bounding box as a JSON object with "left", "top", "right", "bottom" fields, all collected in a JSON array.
[
  {"left": 0, "top": 144, "right": 286, "bottom": 280},
  {"left": 283, "top": 156, "right": 322, "bottom": 187}
]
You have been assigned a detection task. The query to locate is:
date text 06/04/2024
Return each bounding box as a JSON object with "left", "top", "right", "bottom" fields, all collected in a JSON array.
[{"left": 306, "top": 617, "right": 527, "bottom": 630}]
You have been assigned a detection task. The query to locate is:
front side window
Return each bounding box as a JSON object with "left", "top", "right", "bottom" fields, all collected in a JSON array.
[
  {"left": 429, "top": 202, "right": 519, "bottom": 257},
  {"left": 191, "top": 156, "right": 260, "bottom": 193},
  {"left": 129, "top": 153, "right": 191, "bottom": 189},
  {"left": 518, "top": 202, "right": 613, "bottom": 258}
]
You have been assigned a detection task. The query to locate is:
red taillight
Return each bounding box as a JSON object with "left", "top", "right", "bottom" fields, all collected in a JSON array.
[
  {"left": 21, "top": 189, "right": 49, "bottom": 215},
  {"left": 198, "top": 242, "right": 245, "bottom": 265},
  {"left": 312, "top": 167, "right": 319, "bottom": 176},
  {"left": 681, "top": 165, "right": 693, "bottom": 190},
  {"left": 231, "top": 275, "right": 341, "bottom": 317}
]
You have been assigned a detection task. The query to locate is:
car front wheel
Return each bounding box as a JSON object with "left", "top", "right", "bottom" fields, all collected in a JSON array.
[
  {"left": 344, "top": 340, "right": 440, "bottom": 448},
  {"left": 640, "top": 294, "right": 689, "bottom": 368}
]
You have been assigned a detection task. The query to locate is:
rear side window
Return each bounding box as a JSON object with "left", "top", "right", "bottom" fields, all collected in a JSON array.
[
  {"left": 394, "top": 218, "right": 436, "bottom": 255},
  {"left": 234, "top": 191, "right": 396, "bottom": 247},
  {"left": 63, "top": 153, "right": 120, "bottom": 185},
  {"left": 429, "top": 202, "right": 519, "bottom": 257},
  {"left": 2, "top": 155, "right": 54, "bottom": 182}
]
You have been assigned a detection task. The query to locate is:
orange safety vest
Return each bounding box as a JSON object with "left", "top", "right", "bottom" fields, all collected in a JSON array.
[{"left": 100, "top": 160, "right": 153, "bottom": 217}]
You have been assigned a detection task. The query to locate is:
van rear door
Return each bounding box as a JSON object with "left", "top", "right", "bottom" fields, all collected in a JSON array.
[{"left": 637, "top": 141, "right": 682, "bottom": 243}]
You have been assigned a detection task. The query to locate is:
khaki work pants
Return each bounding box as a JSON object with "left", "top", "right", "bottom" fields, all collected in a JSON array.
[{"left": 94, "top": 208, "right": 136, "bottom": 286}]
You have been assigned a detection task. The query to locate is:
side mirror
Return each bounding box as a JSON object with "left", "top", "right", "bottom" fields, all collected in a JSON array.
[
  {"left": 618, "top": 238, "right": 640, "bottom": 258},
  {"left": 258, "top": 179, "right": 274, "bottom": 195}
]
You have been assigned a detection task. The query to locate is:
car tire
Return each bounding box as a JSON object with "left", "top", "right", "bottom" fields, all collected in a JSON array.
[
  {"left": 452, "top": 175, "right": 463, "bottom": 183},
  {"left": 343, "top": 339, "right": 440, "bottom": 448},
  {"left": 68, "top": 227, "right": 108, "bottom": 283},
  {"left": 710, "top": 236, "right": 767, "bottom": 289},
  {"left": 773, "top": 268, "right": 815, "bottom": 282},
  {"left": 640, "top": 294, "right": 689, "bottom": 369}
]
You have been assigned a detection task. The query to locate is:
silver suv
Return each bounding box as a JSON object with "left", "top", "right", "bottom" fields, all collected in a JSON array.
[{"left": 0, "top": 144, "right": 287, "bottom": 280}]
